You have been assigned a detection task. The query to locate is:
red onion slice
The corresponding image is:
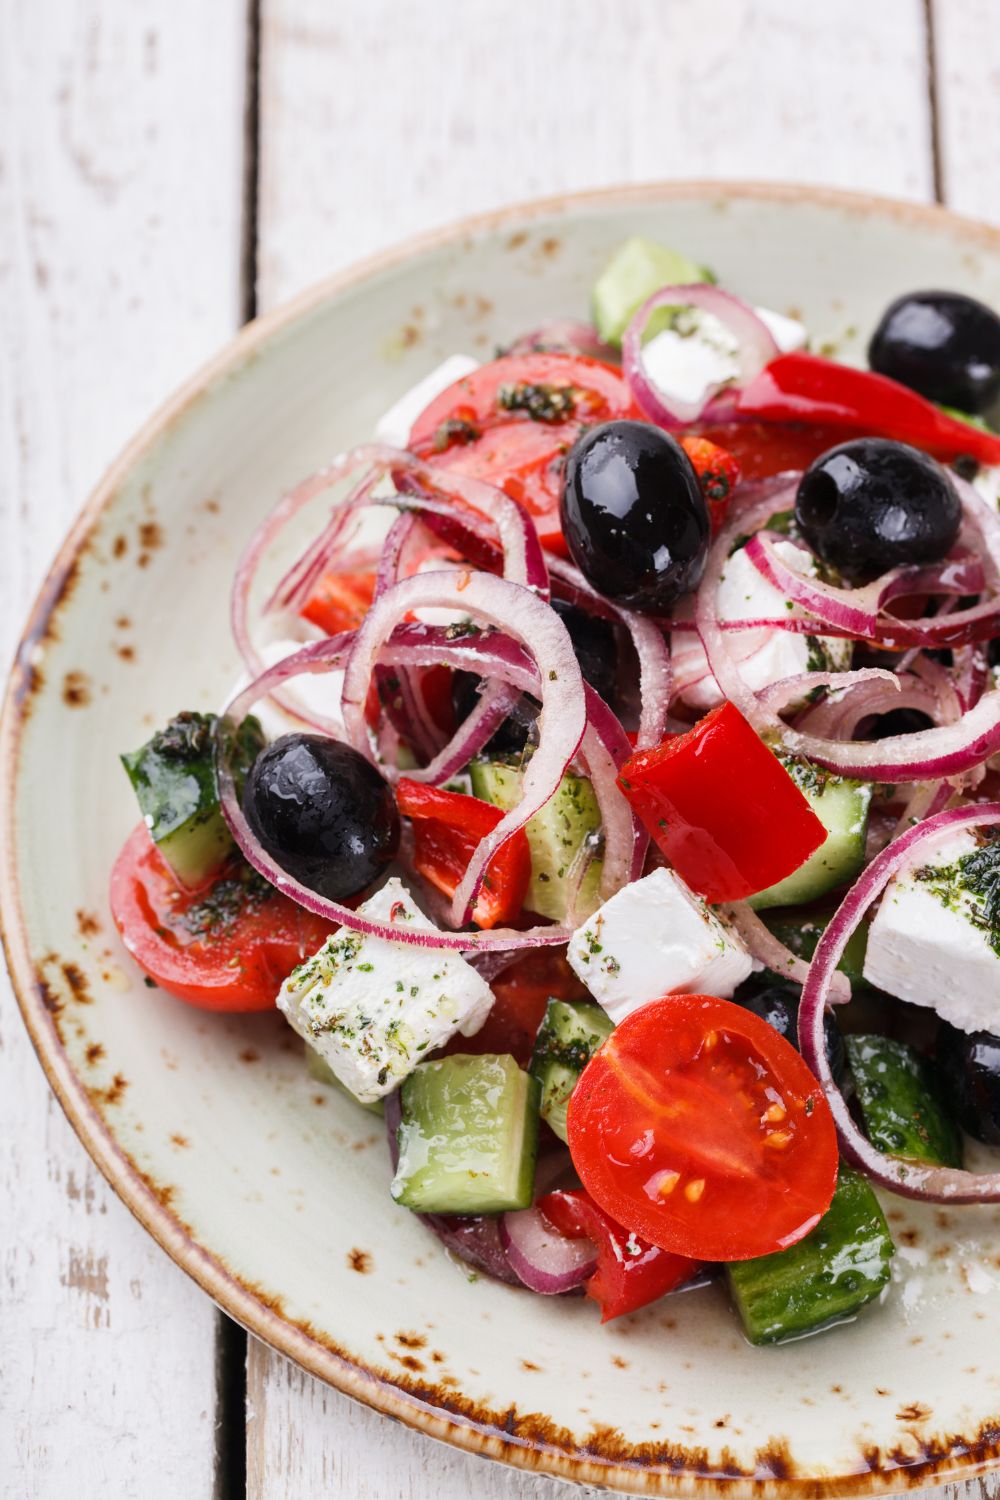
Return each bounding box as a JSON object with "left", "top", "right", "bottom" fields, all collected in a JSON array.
[
  {"left": 215, "top": 635, "right": 572, "bottom": 953},
  {"left": 623, "top": 285, "right": 780, "bottom": 428},
  {"left": 723, "top": 902, "right": 850, "bottom": 1005},
  {"left": 799, "top": 803, "right": 1000, "bottom": 1203},
  {"left": 340, "top": 572, "right": 587, "bottom": 925},
  {"left": 500, "top": 1209, "right": 597, "bottom": 1294}
]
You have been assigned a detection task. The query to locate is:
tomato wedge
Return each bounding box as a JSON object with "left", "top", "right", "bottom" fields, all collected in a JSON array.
[
  {"left": 395, "top": 778, "right": 530, "bottom": 929},
  {"left": 539, "top": 1187, "right": 700, "bottom": 1321},
  {"left": 301, "top": 569, "right": 376, "bottom": 636},
  {"left": 618, "top": 702, "right": 826, "bottom": 903},
  {"left": 694, "top": 420, "right": 864, "bottom": 481},
  {"left": 109, "top": 825, "right": 332, "bottom": 1011},
  {"left": 410, "top": 352, "right": 643, "bottom": 546},
  {"left": 678, "top": 435, "right": 741, "bottom": 535},
  {"left": 567, "top": 994, "right": 838, "bottom": 1263}
]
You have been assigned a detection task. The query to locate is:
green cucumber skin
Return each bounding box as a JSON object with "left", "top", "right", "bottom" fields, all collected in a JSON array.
[
  {"left": 121, "top": 712, "right": 263, "bottom": 887},
  {"left": 391, "top": 1053, "right": 539, "bottom": 1215},
  {"left": 470, "top": 758, "right": 602, "bottom": 923},
  {"left": 846, "top": 1035, "right": 963, "bottom": 1168},
  {"left": 761, "top": 910, "right": 869, "bottom": 986},
  {"left": 591, "top": 236, "right": 712, "bottom": 346},
  {"left": 529, "top": 1000, "right": 614, "bottom": 1143},
  {"left": 726, "top": 1167, "right": 895, "bottom": 1346},
  {"left": 750, "top": 768, "right": 872, "bottom": 911}
]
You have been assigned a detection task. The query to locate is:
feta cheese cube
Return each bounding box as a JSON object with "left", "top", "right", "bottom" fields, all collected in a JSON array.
[
  {"left": 278, "top": 878, "right": 494, "bottom": 1101},
  {"left": 374, "top": 354, "right": 479, "bottom": 448},
  {"left": 567, "top": 867, "right": 753, "bottom": 1023},
  {"left": 672, "top": 540, "right": 851, "bottom": 711},
  {"left": 864, "top": 830, "right": 1000, "bottom": 1033},
  {"left": 641, "top": 304, "right": 806, "bottom": 410}
]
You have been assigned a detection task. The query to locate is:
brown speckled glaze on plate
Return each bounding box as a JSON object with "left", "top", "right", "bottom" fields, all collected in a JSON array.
[{"left": 6, "top": 183, "right": 1000, "bottom": 1496}]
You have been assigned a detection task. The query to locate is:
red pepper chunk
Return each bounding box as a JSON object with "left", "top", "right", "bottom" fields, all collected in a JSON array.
[
  {"left": 538, "top": 1188, "right": 700, "bottom": 1322},
  {"left": 617, "top": 703, "right": 826, "bottom": 903},
  {"left": 736, "top": 352, "right": 1000, "bottom": 466},
  {"left": 396, "top": 778, "right": 530, "bottom": 929}
]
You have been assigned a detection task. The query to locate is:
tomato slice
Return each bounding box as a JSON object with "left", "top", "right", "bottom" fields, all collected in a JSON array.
[
  {"left": 109, "top": 825, "right": 332, "bottom": 1011},
  {"left": 618, "top": 702, "right": 826, "bottom": 903},
  {"left": 396, "top": 778, "right": 530, "bottom": 929},
  {"left": 301, "top": 570, "right": 376, "bottom": 636},
  {"left": 539, "top": 1188, "right": 700, "bottom": 1321},
  {"left": 444, "top": 949, "right": 587, "bottom": 1066},
  {"left": 678, "top": 436, "right": 741, "bottom": 535},
  {"left": 410, "top": 352, "right": 643, "bottom": 544},
  {"left": 694, "top": 420, "right": 861, "bottom": 480},
  {"left": 567, "top": 994, "right": 838, "bottom": 1263}
]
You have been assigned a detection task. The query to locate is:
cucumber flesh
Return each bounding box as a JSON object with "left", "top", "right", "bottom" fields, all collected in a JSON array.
[
  {"left": 529, "top": 1000, "right": 614, "bottom": 1143},
  {"left": 726, "top": 1167, "right": 894, "bottom": 1346},
  {"left": 760, "top": 909, "right": 869, "bottom": 986},
  {"left": 470, "top": 758, "right": 602, "bottom": 922},
  {"left": 391, "top": 1053, "right": 539, "bottom": 1215},
  {"left": 750, "top": 761, "right": 872, "bottom": 910},
  {"left": 121, "top": 711, "right": 263, "bottom": 888},
  {"left": 845, "top": 1035, "right": 962, "bottom": 1167},
  {"left": 592, "top": 236, "right": 713, "bottom": 347}
]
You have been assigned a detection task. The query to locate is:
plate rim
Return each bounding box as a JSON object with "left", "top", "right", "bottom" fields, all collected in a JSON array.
[{"left": 6, "top": 178, "right": 1000, "bottom": 1497}]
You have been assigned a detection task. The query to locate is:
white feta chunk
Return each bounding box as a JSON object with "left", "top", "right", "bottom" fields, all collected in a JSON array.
[
  {"left": 641, "top": 304, "right": 806, "bottom": 410},
  {"left": 278, "top": 878, "right": 493, "bottom": 1101},
  {"left": 374, "top": 354, "right": 479, "bottom": 448},
  {"left": 864, "top": 830, "right": 1000, "bottom": 1033},
  {"left": 672, "top": 540, "right": 851, "bottom": 711},
  {"left": 567, "top": 866, "right": 753, "bottom": 1023}
]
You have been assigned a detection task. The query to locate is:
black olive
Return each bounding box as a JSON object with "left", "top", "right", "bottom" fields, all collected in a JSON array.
[
  {"left": 937, "top": 1022, "right": 1000, "bottom": 1145},
  {"left": 869, "top": 290, "right": 1000, "bottom": 415},
  {"left": 244, "top": 734, "right": 398, "bottom": 901},
  {"left": 560, "top": 420, "right": 709, "bottom": 612},
  {"left": 451, "top": 597, "right": 617, "bottom": 754},
  {"left": 795, "top": 438, "right": 961, "bottom": 582},
  {"left": 989, "top": 636, "right": 1000, "bottom": 670},
  {"left": 736, "top": 982, "right": 847, "bottom": 1086}
]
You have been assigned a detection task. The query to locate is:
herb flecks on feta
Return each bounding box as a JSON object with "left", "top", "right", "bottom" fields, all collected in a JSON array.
[
  {"left": 567, "top": 867, "right": 753, "bottom": 1023},
  {"left": 277, "top": 878, "right": 493, "bottom": 1102},
  {"left": 864, "top": 829, "right": 1000, "bottom": 1034}
]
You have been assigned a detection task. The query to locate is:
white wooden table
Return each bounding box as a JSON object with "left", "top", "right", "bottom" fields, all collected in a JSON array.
[{"left": 4, "top": 2, "right": 1000, "bottom": 1494}]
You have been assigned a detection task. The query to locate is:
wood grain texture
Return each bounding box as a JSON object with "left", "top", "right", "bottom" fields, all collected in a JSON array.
[
  {"left": 932, "top": 0, "right": 1000, "bottom": 223},
  {"left": 256, "top": 0, "right": 933, "bottom": 307},
  {"left": 248, "top": 1, "right": 946, "bottom": 1495},
  {"left": 0, "top": 1, "right": 246, "bottom": 1495}
]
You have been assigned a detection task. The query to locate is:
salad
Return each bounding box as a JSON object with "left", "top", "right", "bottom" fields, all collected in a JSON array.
[{"left": 110, "top": 236, "right": 1000, "bottom": 1345}]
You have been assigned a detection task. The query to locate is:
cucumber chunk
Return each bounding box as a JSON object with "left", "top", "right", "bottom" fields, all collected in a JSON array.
[
  {"left": 760, "top": 908, "right": 869, "bottom": 986},
  {"left": 121, "top": 712, "right": 264, "bottom": 888},
  {"left": 845, "top": 1035, "right": 962, "bottom": 1168},
  {"left": 391, "top": 1053, "right": 539, "bottom": 1214},
  {"left": 592, "top": 236, "right": 713, "bottom": 347},
  {"left": 529, "top": 1000, "right": 614, "bottom": 1143},
  {"left": 750, "top": 762, "right": 872, "bottom": 911},
  {"left": 470, "top": 758, "right": 602, "bottom": 922},
  {"left": 726, "top": 1167, "right": 894, "bottom": 1346}
]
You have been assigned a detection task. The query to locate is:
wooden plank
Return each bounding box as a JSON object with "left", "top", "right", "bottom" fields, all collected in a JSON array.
[
  {"left": 256, "top": 0, "right": 932, "bottom": 307},
  {"left": 0, "top": 2, "right": 247, "bottom": 1495},
  {"left": 931, "top": 0, "right": 1000, "bottom": 223},
  {"left": 249, "top": 1, "right": 938, "bottom": 1495}
]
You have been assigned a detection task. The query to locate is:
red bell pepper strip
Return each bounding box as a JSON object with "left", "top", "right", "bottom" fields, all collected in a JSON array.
[
  {"left": 679, "top": 435, "right": 741, "bottom": 535},
  {"left": 617, "top": 702, "right": 826, "bottom": 903},
  {"left": 735, "top": 352, "right": 1000, "bottom": 465},
  {"left": 538, "top": 1188, "right": 700, "bottom": 1322},
  {"left": 396, "top": 778, "right": 531, "bottom": 929},
  {"left": 301, "top": 570, "right": 377, "bottom": 635}
]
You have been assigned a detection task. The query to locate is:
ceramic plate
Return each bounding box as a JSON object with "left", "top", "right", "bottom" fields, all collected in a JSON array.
[{"left": 6, "top": 183, "right": 1000, "bottom": 1498}]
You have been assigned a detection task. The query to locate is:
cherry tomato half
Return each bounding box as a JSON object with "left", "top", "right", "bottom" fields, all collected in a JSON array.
[
  {"left": 567, "top": 994, "right": 838, "bottom": 1263},
  {"left": 410, "top": 352, "right": 642, "bottom": 546},
  {"left": 109, "top": 825, "right": 332, "bottom": 1011}
]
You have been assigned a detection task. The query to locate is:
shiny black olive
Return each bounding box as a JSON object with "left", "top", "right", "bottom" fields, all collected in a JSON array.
[
  {"left": 244, "top": 734, "right": 398, "bottom": 901},
  {"left": 560, "top": 420, "right": 709, "bottom": 612},
  {"left": 795, "top": 438, "right": 961, "bottom": 582},
  {"left": 937, "top": 1022, "right": 1000, "bottom": 1145},
  {"left": 737, "top": 982, "right": 847, "bottom": 1086},
  {"left": 451, "top": 598, "right": 617, "bottom": 754},
  {"left": 869, "top": 290, "right": 1000, "bottom": 415}
]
